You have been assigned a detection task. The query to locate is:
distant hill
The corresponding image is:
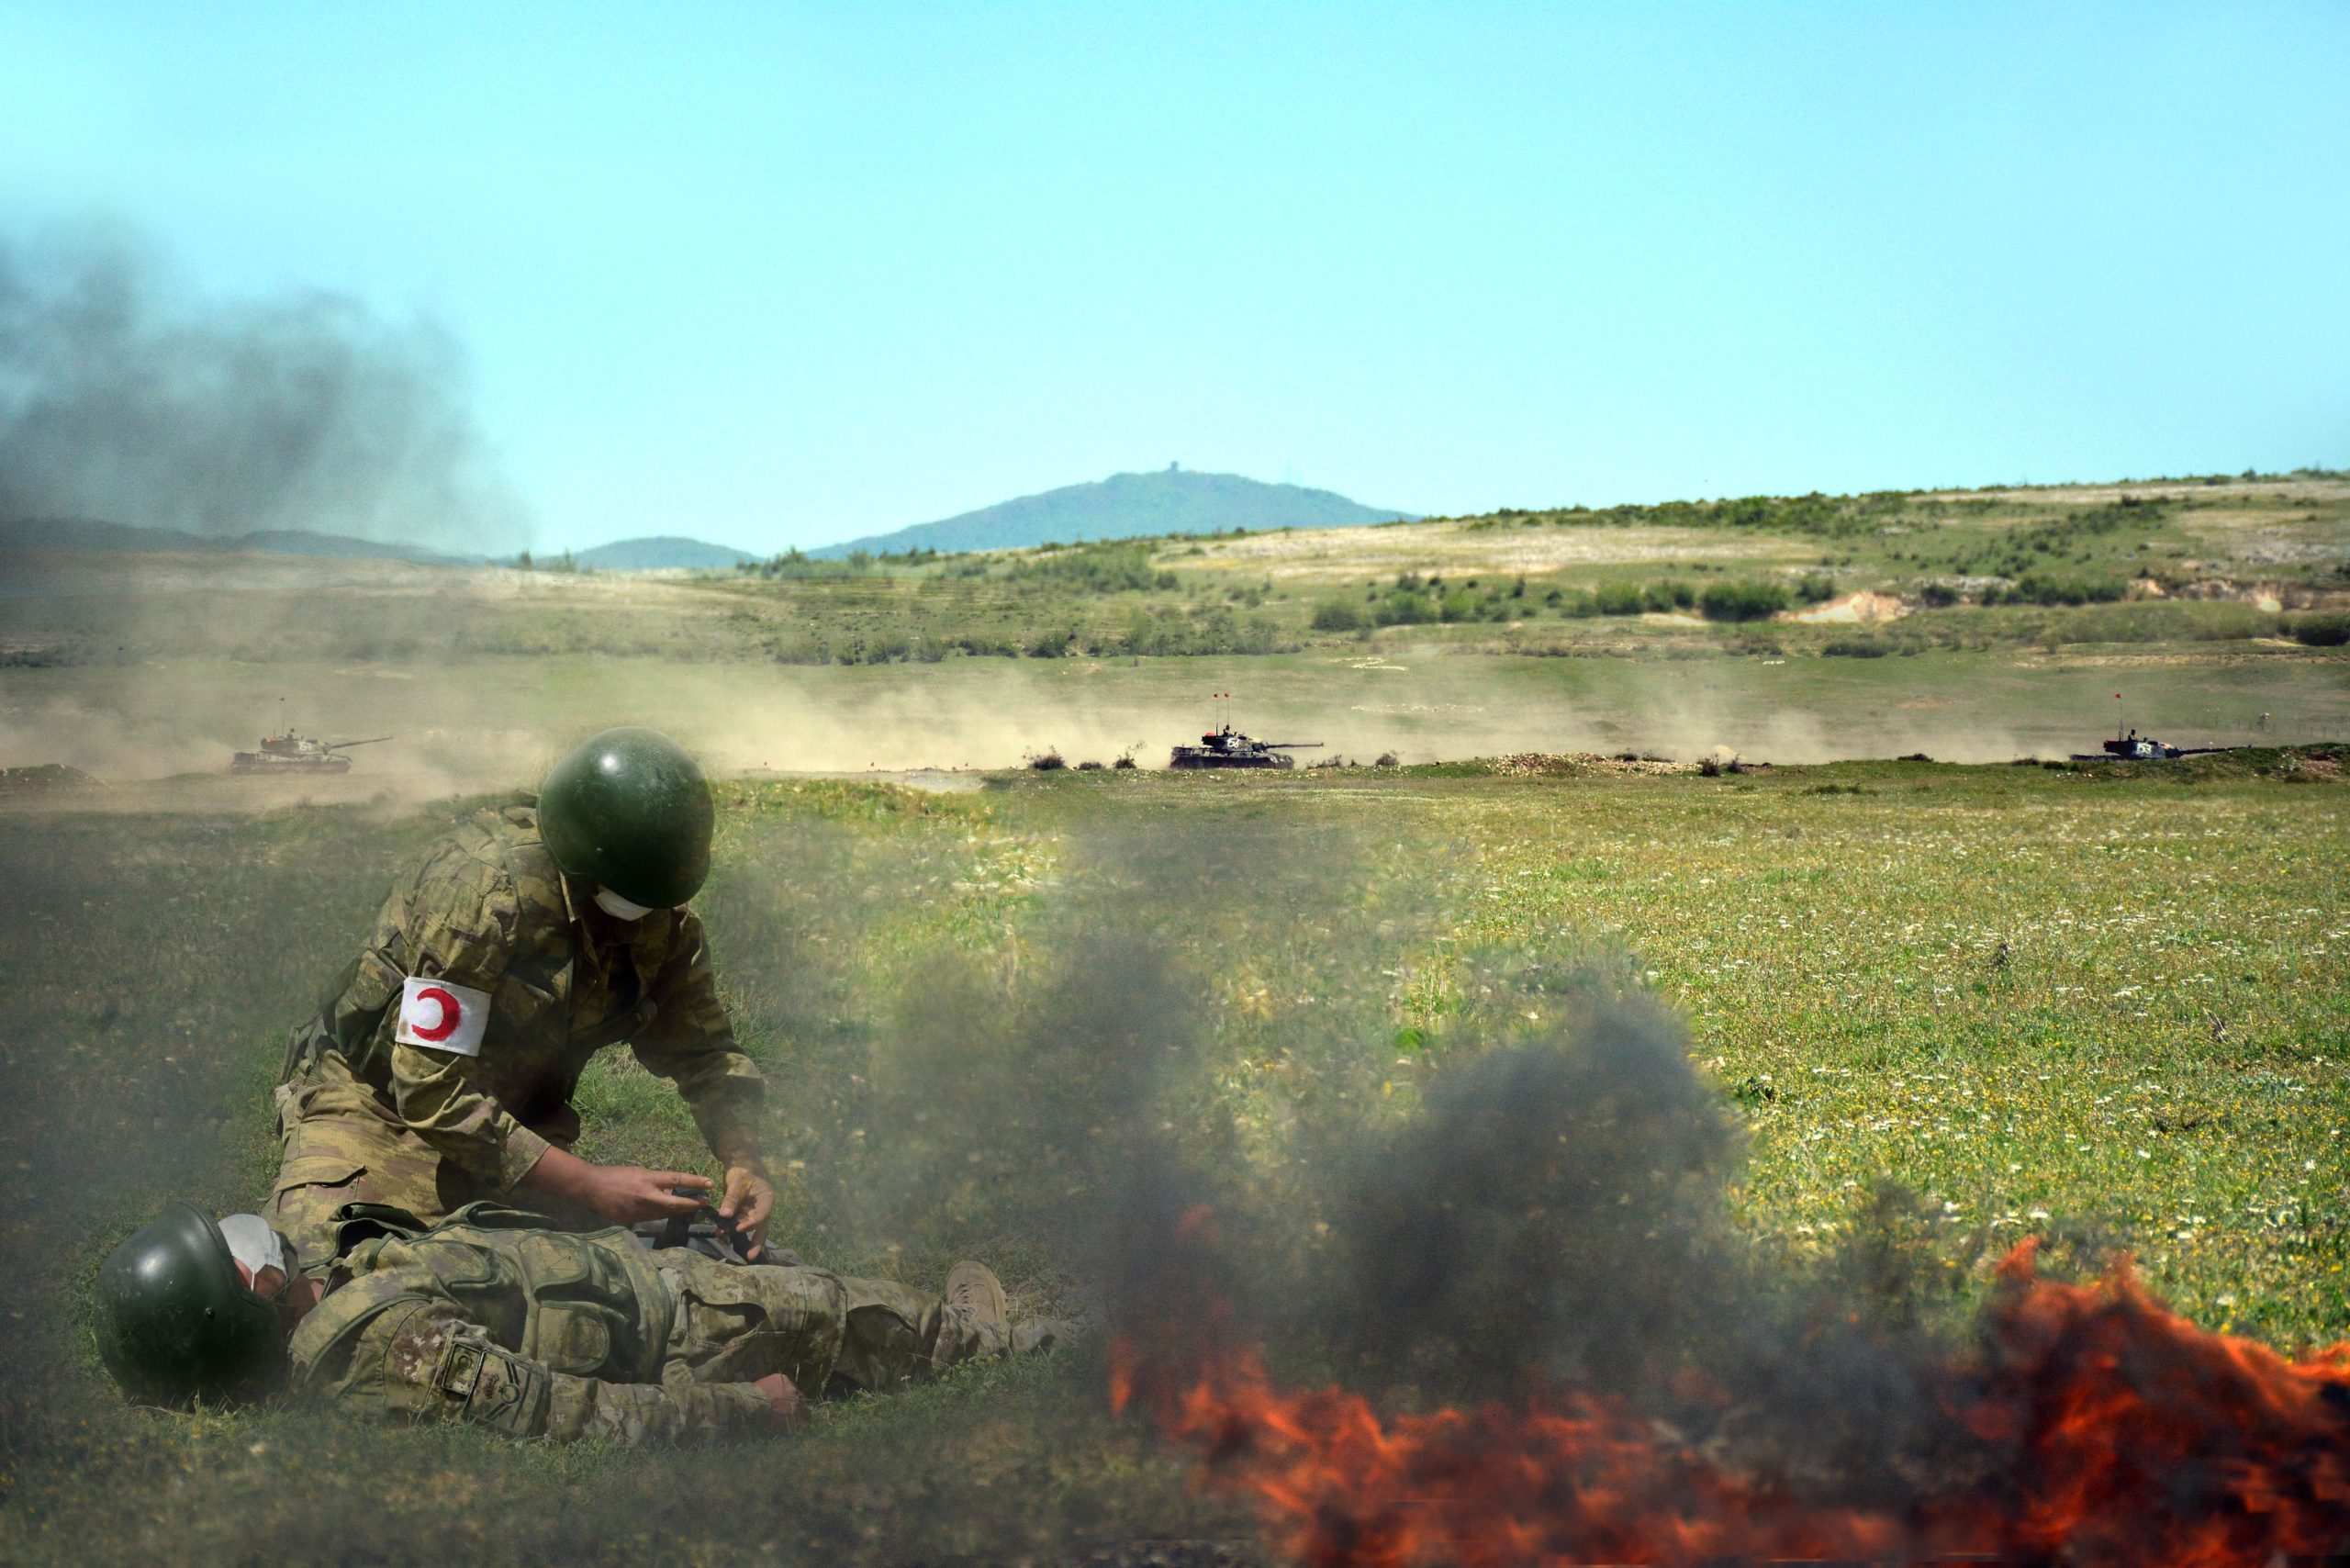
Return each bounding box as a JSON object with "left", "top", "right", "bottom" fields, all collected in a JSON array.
[
  {"left": 0, "top": 516, "right": 482, "bottom": 566},
  {"left": 810, "top": 467, "right": 1416, "bottom": 558},
  {"left": 570, "top": 536, "right": 755, "bottom": 571}
]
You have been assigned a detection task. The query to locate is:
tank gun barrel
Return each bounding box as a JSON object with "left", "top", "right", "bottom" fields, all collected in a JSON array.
[
  {"left": 326, "top": 736, "right": 395, "bottom": 750},
  {"left": 1261, "top": 741, "right": 1324, "bottom": 749}
]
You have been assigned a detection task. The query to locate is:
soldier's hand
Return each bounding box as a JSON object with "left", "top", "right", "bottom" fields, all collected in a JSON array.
[
  {"left": 718, "top": 1161, "right": 776, "bottom": 1260},
  {"left": 752, "top": 1371, "right": 806, "bottom": 1428},
  {"left": 583, "top": 1164, "right": 713, "bottom": 1225},
  {"left": 520, "top": 1147, "right": 713, "bottom": 1223}
]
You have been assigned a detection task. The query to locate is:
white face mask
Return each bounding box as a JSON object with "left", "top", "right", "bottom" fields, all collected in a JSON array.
[
  {"left": 218, "top": 1213, "right": 293, "bottom": 1298},
  {"left": 594, "top": 886, "right": 655, "bottom": 922}
]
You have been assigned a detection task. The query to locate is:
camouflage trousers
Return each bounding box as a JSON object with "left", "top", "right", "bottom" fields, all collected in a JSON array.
[
  {"left": 269, "top": 1075, "right": 600, "bottom": 1266},
  {"left": 654, "top": 1247, "right": 1009, "bottom": 1399}
]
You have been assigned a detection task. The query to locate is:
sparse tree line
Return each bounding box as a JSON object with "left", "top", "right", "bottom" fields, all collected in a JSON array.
[
  {"left": 1312, "top": 571, "right": 1833, "bottom": 631},
  {"left": 1454, "top": 469, "right": 2348, "bottom": 538},
  {"left": 738, "top": 545, "right": 941, "bottom": 577}
]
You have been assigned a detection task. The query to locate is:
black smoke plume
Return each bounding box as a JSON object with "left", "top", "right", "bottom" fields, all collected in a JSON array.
[
  {"left": 0, "top": 226, "right": 527, "bottom": 551},
  {"left": 1113, "top": 988, "right": 2011, "bottom": 1511}
]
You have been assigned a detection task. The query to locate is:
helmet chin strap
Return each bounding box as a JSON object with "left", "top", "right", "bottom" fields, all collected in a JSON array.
[{"left": 594, "top": 886, "right": 655, "bottom": 922}]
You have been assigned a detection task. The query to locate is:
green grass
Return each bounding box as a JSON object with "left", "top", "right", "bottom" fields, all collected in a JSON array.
[{"left": 0, "top": 755, "right": 2343, "bottom": 1562}]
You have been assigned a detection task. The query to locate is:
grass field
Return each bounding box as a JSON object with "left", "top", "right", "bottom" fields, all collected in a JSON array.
[
  {"left": 1, "top": 470, "right": 2344, "bottom": 1561},
  {"left": 2, "top": 473, "right": 2341, "bottom": 798},
  {"left": 1, "top": 753, "right": 2342, "bottom": 1563},
  {"left": 6, "top": 476, "right": 2345, "bottom": 675}
]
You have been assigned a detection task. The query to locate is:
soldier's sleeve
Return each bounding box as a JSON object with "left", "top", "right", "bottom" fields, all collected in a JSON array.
[
  {"left": 381, "top": 846, "right": 552, "bottom": 1191},
  {"left": 362, "top": 1302, "right": 773, "bottom": 1446},
  {"left": 631, "top": 911, "right": 766, "bottom": 1165}
]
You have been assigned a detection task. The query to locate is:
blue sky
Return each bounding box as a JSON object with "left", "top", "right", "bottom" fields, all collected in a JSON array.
[{"left": 4, "top": 2, "right": 2345, "bottom": 553}]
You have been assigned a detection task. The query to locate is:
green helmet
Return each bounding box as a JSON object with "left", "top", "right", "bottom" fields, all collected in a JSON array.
[
  {"left": 92, "top": 1203, "right": 287, "bottom": 1407},
  {"left": 538, "top": 726, "right": 714, "bottom": 910}
]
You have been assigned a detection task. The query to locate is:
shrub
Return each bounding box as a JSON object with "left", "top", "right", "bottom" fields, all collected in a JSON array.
[
  {"left": 1310, "top": 599, "right": 1369, "bottom": 632},
  {"left": 1698, "top": 579, "right": 1792, "bottom": 622},
  {"left": 1550, "top": 588, "right": 1598, "bottom": 618},
  {"left": 1918, "top": 582, "right": 1961, "bottom": 608},
  {"left": 1642, "top": 579, "right": 1697, "bottom": 611},
  {"left": 1822, "top": 635, "right": 1890, "bottom": 657},
  {"left": 1008, "top": 543, "right": 1178, "bottom": 593},
  {"left": 2002, "top": 572, "right": 2127, "bottom": 606},
  {"left": 1375, "top": 591, "right": 1434, "bottom": 625},
  {"left": 2290, "top": 611, "right": 2350, "bottom": 647},
  {"left": 1796, "top": 573, "right": 1836, "bottom": 604},
  {"left": 1595, "top": 582, "right": 1645, "bottom": 616}
]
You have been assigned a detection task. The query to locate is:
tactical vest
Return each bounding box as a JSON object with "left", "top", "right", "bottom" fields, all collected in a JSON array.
[{"left": 291, "top": 1203, "right": 674, "bottom": 1386}]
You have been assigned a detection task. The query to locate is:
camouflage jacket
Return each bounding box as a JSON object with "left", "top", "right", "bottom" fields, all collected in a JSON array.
[
  {"left": 285, "top": 798, "right": 764, "bottom": 1191},
  {"left": 288, "top": 1204, "right": 769, "bottom": 1444}
]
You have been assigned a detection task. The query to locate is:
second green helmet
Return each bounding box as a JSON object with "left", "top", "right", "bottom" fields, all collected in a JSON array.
[
  {"left": 538, "top": 727, "right": 714, "bottom": 909},
  {"left": 93, "top": 1203, "right": 287, "bottom": 1408}
]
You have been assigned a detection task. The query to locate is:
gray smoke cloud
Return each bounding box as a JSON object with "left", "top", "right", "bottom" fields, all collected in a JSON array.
[
  {"left": 1290, "top": 1009, "right": 1994, "bottom": 1503},
  {"left": 0, "top": 226, "right": 529, "bottom": 551}
]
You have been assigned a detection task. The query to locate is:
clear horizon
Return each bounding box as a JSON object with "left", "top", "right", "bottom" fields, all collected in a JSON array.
[{"left": 5, "top": 2, "right": 2344, "bottom": 554}]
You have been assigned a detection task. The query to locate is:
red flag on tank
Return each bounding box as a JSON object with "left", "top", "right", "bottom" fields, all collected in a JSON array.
[{"left": 395, "top": 975, "right": 490, "bottom": 1057}]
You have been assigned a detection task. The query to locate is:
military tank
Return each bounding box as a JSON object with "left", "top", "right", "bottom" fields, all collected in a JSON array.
[
  {"left": 2070, "top": 728, "right": 2232, "bottom": 763},
  {"left": 1169, "top": 723, "right": 1323, "bottom": 770},
  {"left": 230, "top": 732, "right": 392, "bottom": 776}
]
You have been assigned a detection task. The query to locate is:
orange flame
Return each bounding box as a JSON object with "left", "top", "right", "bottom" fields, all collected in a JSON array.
[{"left": 1115, "top": 1243, "right": 2350, "bottom": 1567}]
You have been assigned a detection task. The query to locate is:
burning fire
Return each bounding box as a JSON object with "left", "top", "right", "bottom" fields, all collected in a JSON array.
[{"left": 1113, "top": 1240, "right": 2350, "bottom": 1567}]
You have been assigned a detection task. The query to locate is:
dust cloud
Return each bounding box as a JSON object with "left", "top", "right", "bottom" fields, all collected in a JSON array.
[
  {"left": 0, "top": 226, "right": 527, "bottom": 553},
  {"left": 0, "top": 651, "right": 2141, "bottom": 803}
]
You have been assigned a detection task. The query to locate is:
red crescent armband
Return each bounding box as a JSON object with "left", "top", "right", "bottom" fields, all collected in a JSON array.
[{"left": 396, "top": 975, "right": 491, "bottom": 1057}]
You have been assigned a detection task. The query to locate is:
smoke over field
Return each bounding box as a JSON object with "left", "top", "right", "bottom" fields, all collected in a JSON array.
[
  {"left": 0, "top": 745, "right": 2341, "bottom": 1564},
  {"left": 1113, "top": 1004, "right": 2350, "bottom": 1564},
  {"left": 0, "top": 228, "right": 526, "bottom": 552}
]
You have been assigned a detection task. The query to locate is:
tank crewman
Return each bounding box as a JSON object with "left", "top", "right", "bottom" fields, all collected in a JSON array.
[
  {"left": 92, "top": 1200, "right": 1043, "bottom": 1444},
  {"left": 271, "top": 727, "right": 776, "bottom": 1265}
]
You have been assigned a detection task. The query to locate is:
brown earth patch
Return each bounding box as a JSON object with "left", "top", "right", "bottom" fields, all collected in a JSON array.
[{"left": 1791, "top": 591, "right": 1908, "bottom": 623}]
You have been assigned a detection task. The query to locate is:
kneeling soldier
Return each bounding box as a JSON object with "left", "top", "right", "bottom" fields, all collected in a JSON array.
[
  {"left": 92, "top": 1201, "right": 1054, "bottom": 1445},
  {"left": 273, "top": 727, "right": 777, "bottom": 1268}
]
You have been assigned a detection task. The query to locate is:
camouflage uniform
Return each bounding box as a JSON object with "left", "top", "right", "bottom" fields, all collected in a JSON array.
[
  {"left": 272, "top": 798, "right": 764, "bottom": 1262},
  {"left": 290, "top": 1204, "right": 1005, "bottom": 1445}
]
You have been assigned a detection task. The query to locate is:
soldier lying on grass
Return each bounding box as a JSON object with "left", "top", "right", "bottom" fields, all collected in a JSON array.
[{"left": 93, "top": 1200, "right": 1069, "bottom": 1445}]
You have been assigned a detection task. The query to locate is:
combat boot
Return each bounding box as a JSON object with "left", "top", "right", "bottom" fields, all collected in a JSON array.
[
  {"left": 947, "top": 1260, "right": 1084, "bottom": 1355},
  {"left": 946, "top": 1260, "right": 1009, "bottom": 1338}
]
